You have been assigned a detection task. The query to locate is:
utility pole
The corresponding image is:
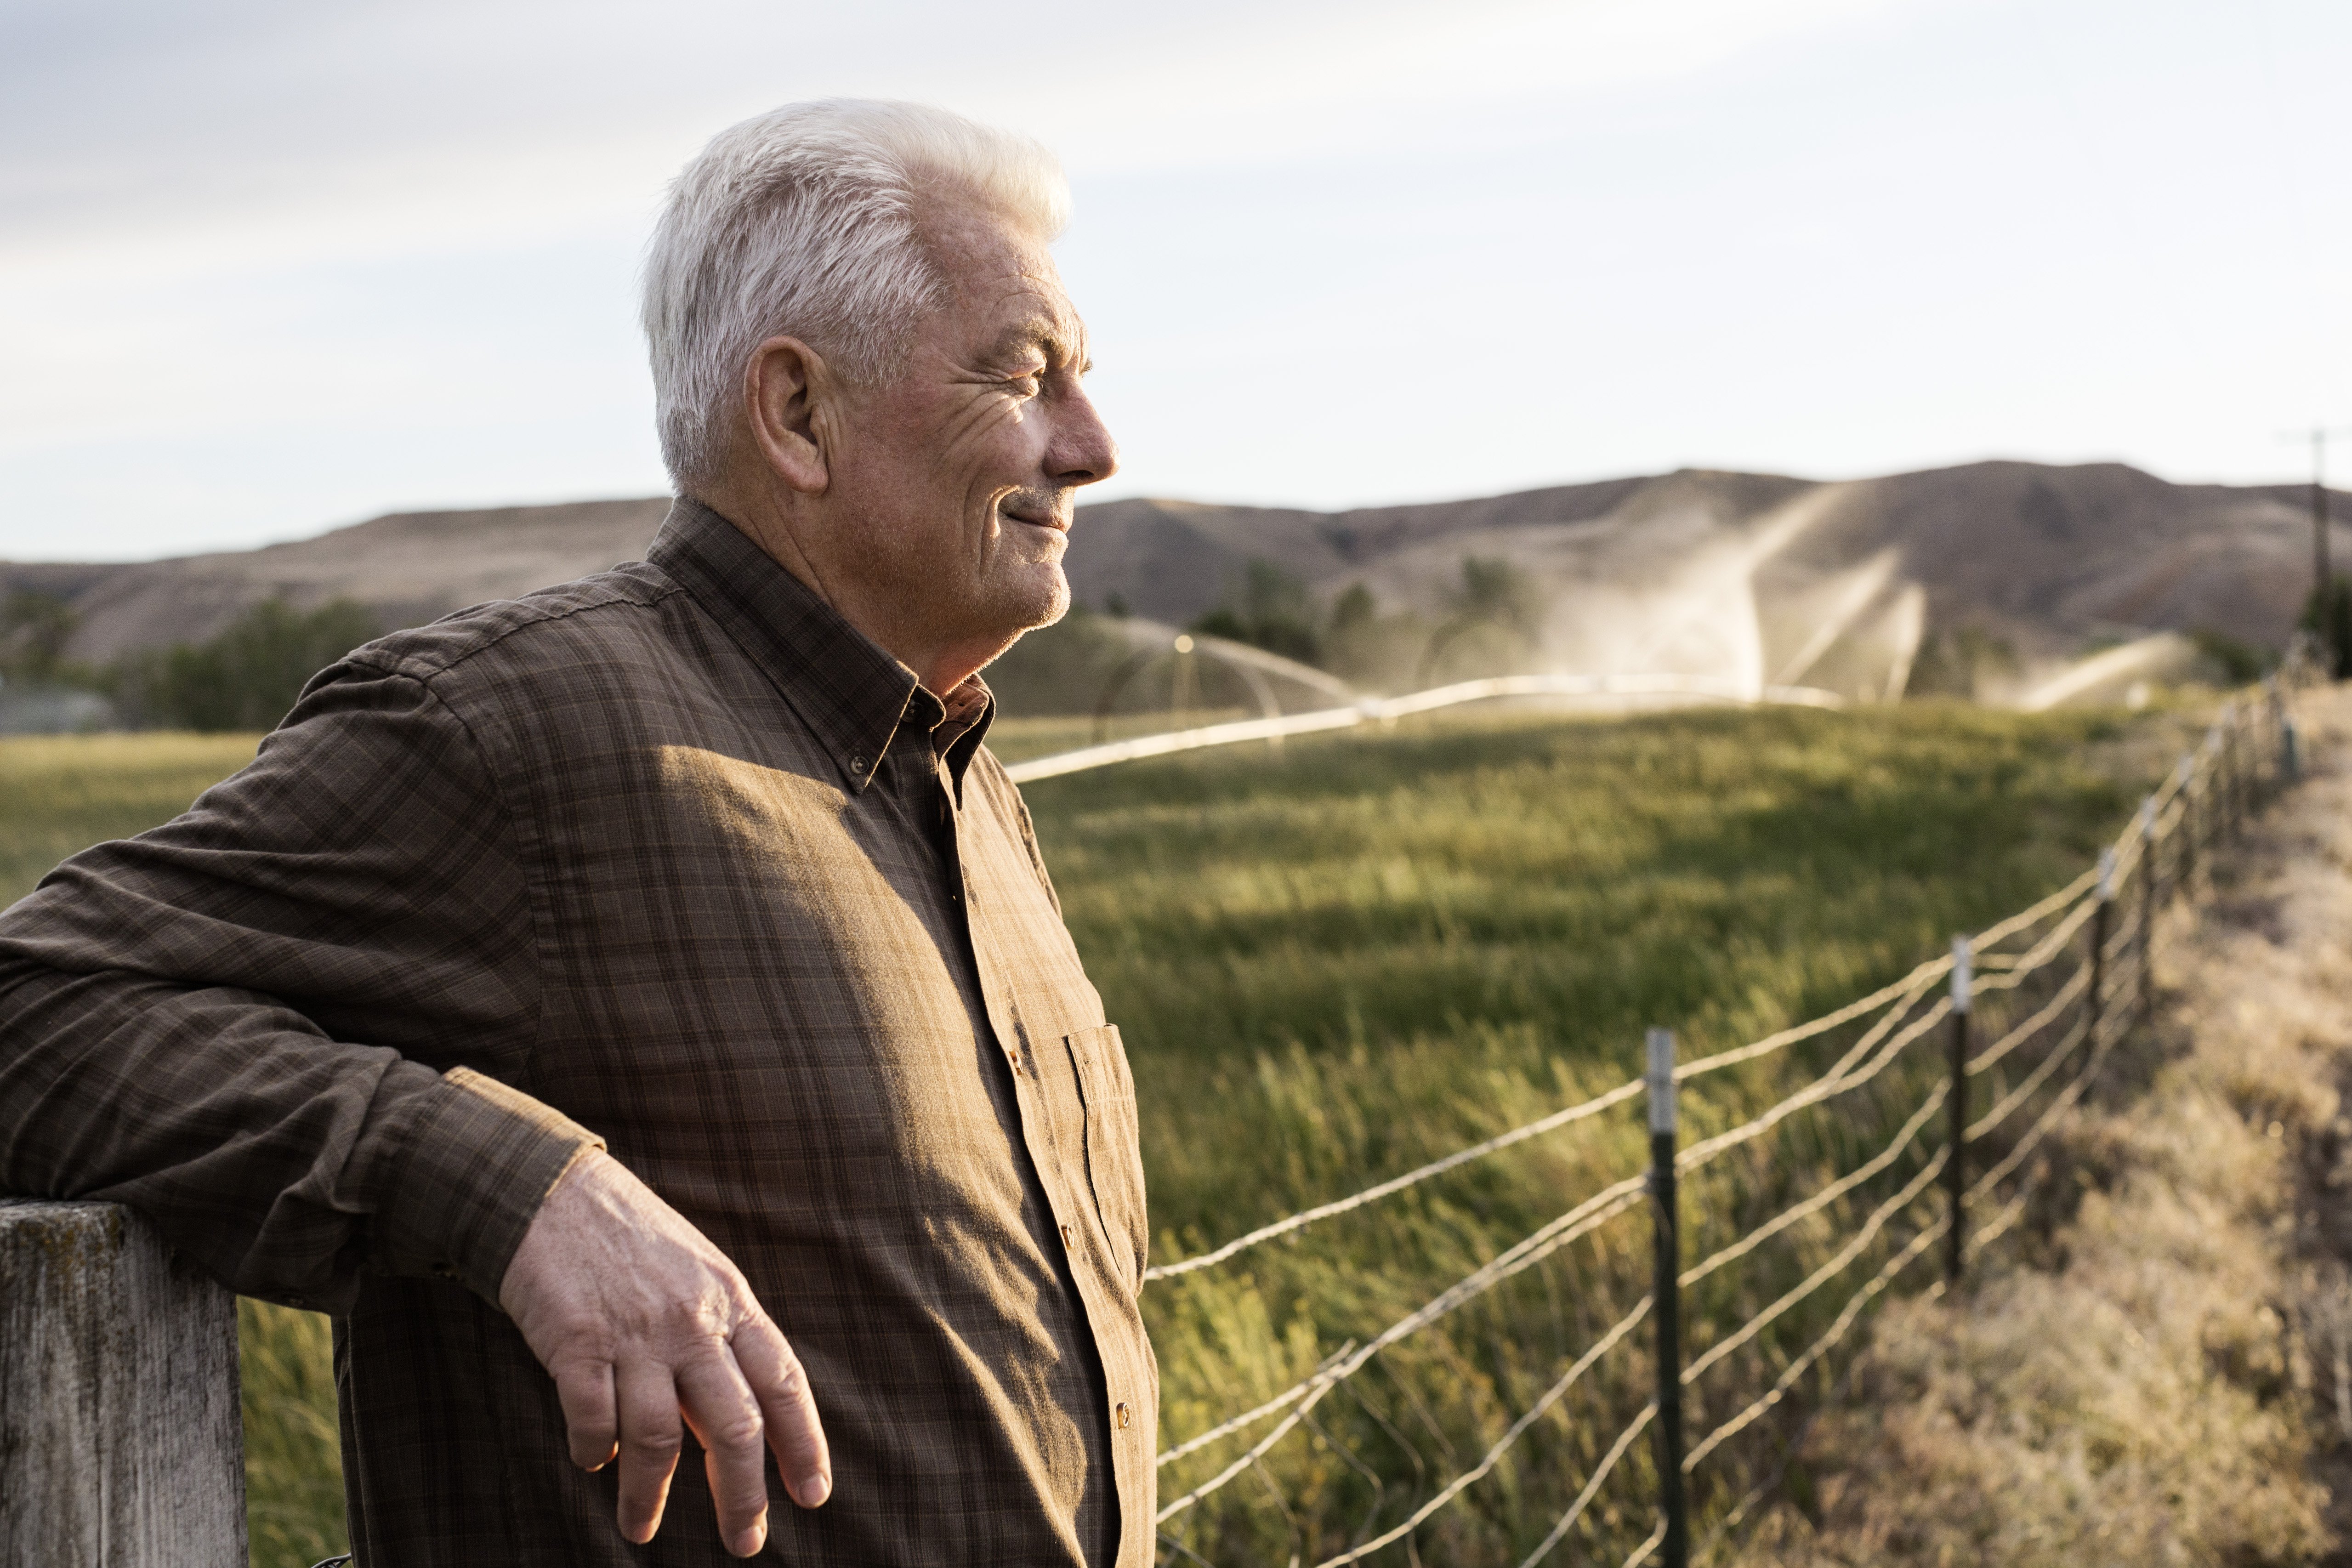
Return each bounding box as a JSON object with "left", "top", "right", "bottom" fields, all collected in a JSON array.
[{"left": 2282, "top": 426, "right": 2352, "bottom": 676}]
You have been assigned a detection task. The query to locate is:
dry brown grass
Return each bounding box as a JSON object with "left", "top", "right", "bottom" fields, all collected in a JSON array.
[{"left": 1739, "top": 689, "right": 2352, "bottom": 1567}]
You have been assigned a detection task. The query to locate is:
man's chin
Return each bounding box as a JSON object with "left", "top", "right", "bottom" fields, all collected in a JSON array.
[{"left": 1003, "top": 562, "right": 1070, "bottom": 632}]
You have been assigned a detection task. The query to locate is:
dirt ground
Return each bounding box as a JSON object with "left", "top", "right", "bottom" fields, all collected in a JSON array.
[{"left": 1740, "top": 685, "right": 2352, "bottom": 1568}]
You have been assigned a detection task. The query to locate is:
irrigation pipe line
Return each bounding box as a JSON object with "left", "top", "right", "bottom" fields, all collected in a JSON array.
[
  {"left": 1003, "top": 673, "right": 1846, "bottom": 785},
  {"left": 1304, "top": 1294, "right": 1657, "bottom": 1568}
]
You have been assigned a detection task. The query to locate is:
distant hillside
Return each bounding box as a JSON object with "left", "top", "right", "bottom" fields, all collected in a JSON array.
[
  {"left": 1067, "top": 464, "right": 2337, "bottom": 689},
  {"left": 6, "top": 499, "right": 672, "bottom": 665},
  {"left": 4, "top": 463, "right": 2338, "bottom": 705}
]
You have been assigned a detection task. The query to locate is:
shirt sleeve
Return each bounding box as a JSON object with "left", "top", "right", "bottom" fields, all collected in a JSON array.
[{"left": 0, "top": 657, "right": 601, "bottom": 1314}]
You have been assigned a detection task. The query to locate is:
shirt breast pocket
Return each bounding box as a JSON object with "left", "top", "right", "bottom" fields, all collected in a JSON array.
[{"left": 1063, "top": 1024, "right": 1148, "bottom": 1291}]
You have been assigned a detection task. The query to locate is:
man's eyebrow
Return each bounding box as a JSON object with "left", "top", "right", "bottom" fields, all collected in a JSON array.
[{"left": 984, "top": 318, "right": 1083, "bottom": 369}]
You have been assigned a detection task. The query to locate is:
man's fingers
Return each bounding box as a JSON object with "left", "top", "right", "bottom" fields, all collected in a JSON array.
[
  {"left": 733, "top": 1314, "right": 831, "bottom": 1508},
  {"left": 614, "top": 1361, "right": 686, "bottom": 1544},
  {"left": 551, "top": 1357, "right": 620, "bottom": 1472},
  {"left": 677, "top": 1352, "right": 773, "bottom": 1557}
]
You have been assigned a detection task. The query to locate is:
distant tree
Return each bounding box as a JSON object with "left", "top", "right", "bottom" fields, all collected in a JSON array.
[
  {"left": 1327, "top": 583, "right": 1375, "bottom": 638},
  {"left": 2299, "top": 579, "right": 2352, "bottom": 679},
  {"left": 1417, "top": 556, "right": 1541, "bottom": 683},
  {"left": 2188, "top": 627, "right": 2274, "bottom": 685},
  {"left": 111, "top": 598, "right": 381, "bottom": 732},
  {"left": 1190, "top": 559, "right": 1323, "bottom": 666},
  {"left": 0, "top": 590, "right": 78, "bottom": 685},
  {"left": 1323, "top": 581, "right": 1430, "bottom": 691},
  {"left": 1905, "top": 626, "right": 2020, "bottom": 699},
  {"left": 1455, "top": 556, "right": 1540, "bottom": 639}
]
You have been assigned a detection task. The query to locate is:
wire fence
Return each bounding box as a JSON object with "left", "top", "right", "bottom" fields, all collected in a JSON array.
[{"left": 1149, "top": 660, "right": 2315, "bottom": 1567}]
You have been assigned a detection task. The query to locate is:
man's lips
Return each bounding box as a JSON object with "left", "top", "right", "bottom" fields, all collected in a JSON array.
[{"left": 999, "top": 505, "right": 1069, "bottom": 533}]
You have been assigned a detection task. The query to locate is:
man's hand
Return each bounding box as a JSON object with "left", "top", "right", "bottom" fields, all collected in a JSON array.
[{"left": 499, "top": 1150, "right": 831, "bottom": 1557}]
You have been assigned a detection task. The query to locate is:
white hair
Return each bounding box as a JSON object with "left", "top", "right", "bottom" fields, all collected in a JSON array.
[{"left": 642, "top": 99, "right": 1071, "bottom": 491}]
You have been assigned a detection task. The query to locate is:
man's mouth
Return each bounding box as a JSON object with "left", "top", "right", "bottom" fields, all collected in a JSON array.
[{"left": 999, "top": 497, "right": 1068, "bottom": 533}]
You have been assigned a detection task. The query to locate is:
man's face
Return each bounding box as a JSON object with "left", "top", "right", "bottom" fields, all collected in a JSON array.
[{"left": 825, "top": 198, "right": 1118, "bottom": 670}]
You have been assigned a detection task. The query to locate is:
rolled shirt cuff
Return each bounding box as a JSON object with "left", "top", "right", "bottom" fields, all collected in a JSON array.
[{"left": 381, "top": 1066, "right": 605, "bottom": 1305}]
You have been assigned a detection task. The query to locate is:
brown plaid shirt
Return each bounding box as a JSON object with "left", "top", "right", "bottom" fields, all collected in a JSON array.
[{"left": 0, "top": 499, "right": 1156, "bottom": 1566}]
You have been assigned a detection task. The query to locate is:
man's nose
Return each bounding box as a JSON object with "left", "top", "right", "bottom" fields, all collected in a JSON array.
[{"left": 1049, "top": 385, "right": 1120, "bottom": 488}]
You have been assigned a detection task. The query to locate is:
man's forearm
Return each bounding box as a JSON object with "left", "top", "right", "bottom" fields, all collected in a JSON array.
[{"left": 0, "top": 960, "right": 601, "bottom": 1311}]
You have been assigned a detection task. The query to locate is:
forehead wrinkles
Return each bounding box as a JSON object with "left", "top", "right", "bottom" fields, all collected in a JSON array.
[{"left": 914, "top": 194, "right": 1083, "bottom": 364}]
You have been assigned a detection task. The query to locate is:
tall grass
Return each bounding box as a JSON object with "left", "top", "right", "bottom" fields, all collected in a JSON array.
[{"left": 0, "top": 702, "right": 2191, "bottom": 1565}]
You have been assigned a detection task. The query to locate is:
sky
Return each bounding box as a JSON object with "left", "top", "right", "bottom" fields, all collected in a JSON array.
[{"left": 2, "top": 0, "right": 2347, "bottom": 561}]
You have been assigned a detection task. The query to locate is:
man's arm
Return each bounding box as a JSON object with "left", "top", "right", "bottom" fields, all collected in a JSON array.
[
  {"left": 0, "top": 658, "right": 829, "bottom": 1556},
  {"left": 0, "top": 661, "right": 589, "bottom": 1307}
]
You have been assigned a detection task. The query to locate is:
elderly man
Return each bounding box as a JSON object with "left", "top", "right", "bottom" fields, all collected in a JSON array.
[{"left": 0, "top": 100, "right": 1152, "bottom": 1565}]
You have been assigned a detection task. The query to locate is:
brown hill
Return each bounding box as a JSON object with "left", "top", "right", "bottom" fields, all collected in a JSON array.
[{"left": 4, "top": 463, "right": 2338, "bottom": 701}]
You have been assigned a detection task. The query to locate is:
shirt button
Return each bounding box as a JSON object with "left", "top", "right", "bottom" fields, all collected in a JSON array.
[
  {"left": 1116, "top": 1402, "right": 1132, "bottom": 1430},
  {"left": 848, "top": 753, "right": 869, "bottom": 774}
]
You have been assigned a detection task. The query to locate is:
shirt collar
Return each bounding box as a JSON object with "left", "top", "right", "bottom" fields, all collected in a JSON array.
[{"left": 646, "top": 497, "right": 994, "bottom": 794}]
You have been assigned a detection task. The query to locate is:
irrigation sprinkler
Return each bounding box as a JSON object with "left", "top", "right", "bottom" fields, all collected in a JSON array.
[
  {"left": 1645, "top": 1027, "right": 1688, "bottom": 1568},
  {"left": 1944, "top": 936, "right": 1972, "bottom": 1286}
]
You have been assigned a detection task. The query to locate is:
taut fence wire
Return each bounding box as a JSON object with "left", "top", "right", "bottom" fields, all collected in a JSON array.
[{"left": 1151, "top": 650, "right": 2318, "bottom": 1567}]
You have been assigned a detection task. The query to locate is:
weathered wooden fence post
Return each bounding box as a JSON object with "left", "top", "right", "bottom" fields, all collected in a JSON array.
[
  {"left": 0, "top": 1199, "right": 246, "bottom": 1567},
  {"left": 1645, "top": 1027, "right": 1688, "bottom": 1568},
  {"left": 1943, "top": 936, "right": 1971, "bottom": 1286}
]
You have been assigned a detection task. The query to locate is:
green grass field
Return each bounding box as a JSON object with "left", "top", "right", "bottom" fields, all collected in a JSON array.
[{"left": 0, "top": 700, "right": 2196, "bottom": 1565}]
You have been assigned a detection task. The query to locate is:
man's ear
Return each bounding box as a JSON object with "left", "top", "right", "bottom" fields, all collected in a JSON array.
[{"left": 743, "top": 336, "right": 835, "bottom": 495}]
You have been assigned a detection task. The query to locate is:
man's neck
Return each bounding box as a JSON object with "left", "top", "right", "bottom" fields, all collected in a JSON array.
[{"left": 687, "top": 488, "right": 999, "bottom": 696}]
